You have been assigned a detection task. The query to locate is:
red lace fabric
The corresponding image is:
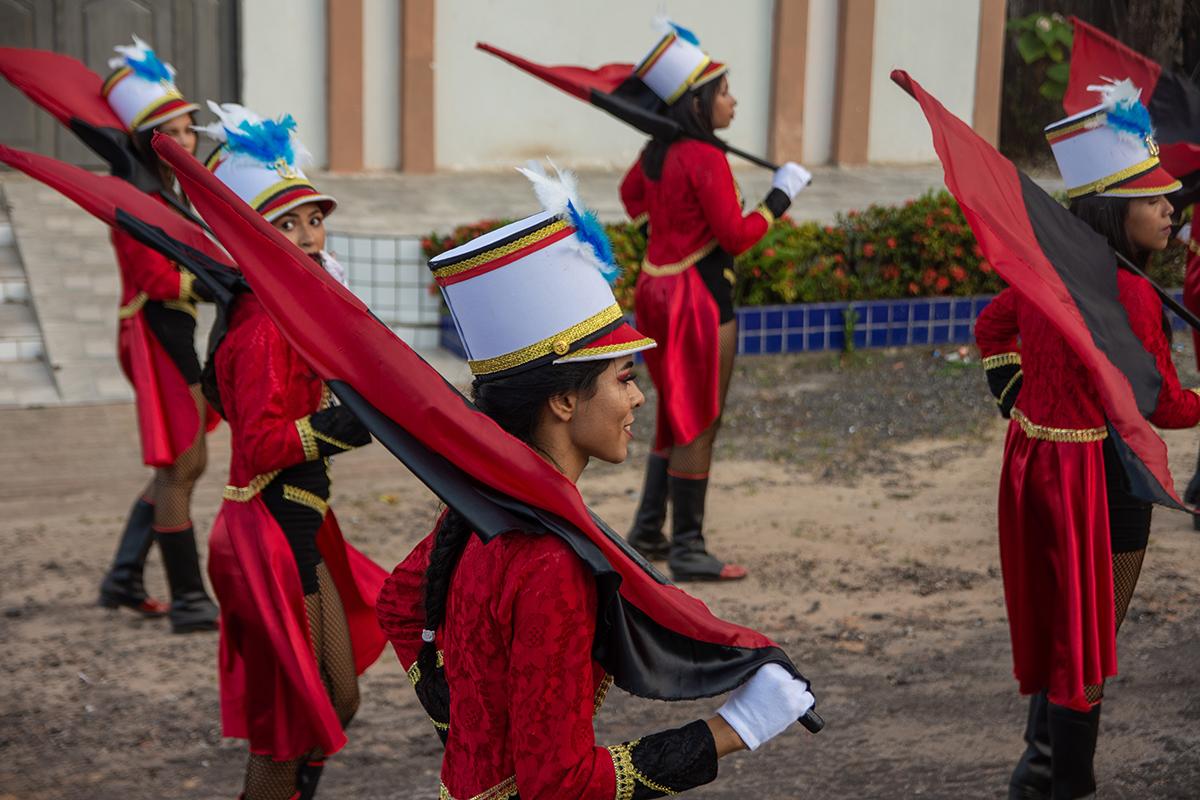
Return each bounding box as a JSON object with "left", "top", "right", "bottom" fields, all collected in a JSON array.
[{"left": 378, "top": 529, "right": 618, "bottom": 798}]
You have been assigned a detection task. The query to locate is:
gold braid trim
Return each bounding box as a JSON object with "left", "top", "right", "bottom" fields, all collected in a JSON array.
[
  {"left": 432, "top": 219, "right": 570, "bottom": 281},
  {"left": 406, "top": 650, "right": 445, "bottom": 686},
  {"left": 998, "top": 370, "right": 1023, "bottom": 407},
  {"left": 593, "top": 674, "right": 614, "bottom": 715},
  {"left": 1190, "top": 387, "right": 1200, "bottom": 399},
  {"left": 223, "top": 470, "right": 281, "bottom": 502},
  {"left": 630, "top": 212, "right": 648, "bottom": 228},
  {"left": 609, "top": 741, "right": 638, "bottom": 800},
  {"left": 756, "top": 203, "right": 776, "bottom": 225},
  {"left": 177, "top": 269, "right": 197, "bottom": 302},
  {"left": 118, "top": 292, "right": 148, "bottom": 320},
  {"left": 282, "top": 484, "right": 329, "bottom": 517},
  {"left": 641, "top": 240, "right": 719, "bottom": 277},
  {"left": 1066, "top": 156, "right": 1162, "bottom": 199},
  {"left": 295, "top": 417, "right": 320, "bottom": 461},
  {"left": 1011, "top": 408, "right": 1107, "bottom": 443},
  {"left": 982, "top": 352, "right": 1021, "bottom": 369},
  {"left": 440, "top": 775, "right": 518, "bottom": 800},
  {"left": 468, "top": 303, "right": 624, "bottom": 375},
  {"left": 311, "top": 427, "right": 357, "bottom": 453}
]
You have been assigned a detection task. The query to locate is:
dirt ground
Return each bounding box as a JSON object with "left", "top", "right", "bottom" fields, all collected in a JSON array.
[{"left": 2, "top": 351, "right": 1200, "bottom": 799}]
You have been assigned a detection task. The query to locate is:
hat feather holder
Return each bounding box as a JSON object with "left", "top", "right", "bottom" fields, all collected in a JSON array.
[
  {"left": 516, "top": 160, "right": 620, "bottom": 285},
  {"left": 1087, "top": 77, "right": 1154, "bottom": 141}
]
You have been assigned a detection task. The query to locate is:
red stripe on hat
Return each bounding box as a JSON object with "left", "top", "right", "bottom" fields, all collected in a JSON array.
[{"left": 435, "top": 226, "right": 576, "bottom": 287}]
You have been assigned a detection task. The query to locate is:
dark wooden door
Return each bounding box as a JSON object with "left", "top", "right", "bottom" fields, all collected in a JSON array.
[{"left": 2, "top": 0, "right": 238, "bottom": 164}]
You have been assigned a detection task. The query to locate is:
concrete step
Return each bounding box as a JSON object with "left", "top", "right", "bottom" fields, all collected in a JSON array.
[
  {"left": 0, "top": 221, "right": 13, "bottom": 247},
  {"left": 0, "top": 301, "right": 43, "bottom": 361},
  {"left": 0, "top": 359, "right": 59, "bottom": 406},
  {"left": 0, "top": 246, "right": 28, "bottom": 303}
]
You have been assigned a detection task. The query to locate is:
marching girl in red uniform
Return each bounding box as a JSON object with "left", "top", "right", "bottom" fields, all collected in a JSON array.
[
  {"left": 96, "top": 37, "right": 219, "bottom": 632},
  {"left": 374, "top": 166, "right": 816, "bottom": 799},
  {"left": 976, "top": 82, "right": 1199, "bottom": 799},
  {"left": 619, "top": 21, "right": 811, "bottom": 581},
  {"left": 197, "top": 104, "right": 386, "bottom": 799}
]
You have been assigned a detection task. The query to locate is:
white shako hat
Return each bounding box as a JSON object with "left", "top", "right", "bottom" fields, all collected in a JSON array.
[
  {"left": 198, "top": 102, "right": 336, "bottom": 223},
  {"left": 430, "top": 162, "right": 656, "bottom": 379},
  {"left": 633, "top": 15, "right": 727, "bottom": 105},
  {"left": 1044, "top": 78, "right": 1181, "bottom": 200},
  {"left": 102, "top": 36, "right": 199, "bottom": 132}
]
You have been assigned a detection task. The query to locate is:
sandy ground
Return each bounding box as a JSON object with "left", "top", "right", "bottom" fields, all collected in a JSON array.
[{"left": 2, "top": 353, "right": 1200, "bottom": 799}]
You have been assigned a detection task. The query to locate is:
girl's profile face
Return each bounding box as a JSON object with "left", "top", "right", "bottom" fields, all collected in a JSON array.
[
  {"left": 155, "top": 113, "right": 197, "bottom": 156},
  {"left": 1124, "top": 194, "right": 1175, "bottom": 253},
  {"left": 709, "top": 76, "right": 736, "bottom": 130},
  {"left": 271, "top": 202, "right": 326, "bottom": 255},
  {"left": 564, "top": 358, "right": 644, "bottom": 465}
]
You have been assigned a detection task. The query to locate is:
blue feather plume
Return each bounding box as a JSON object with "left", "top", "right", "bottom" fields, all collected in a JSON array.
[
  {"left": 670, "top": 21, "right": 700, "bottom": 45},
  {"left": 126, "top": 47, "right": 174, "bottom": 84},
  {"left": 1106, "top": 98, "right": 1154, "bottom": 140},
  {"left": 566, "top": 200, "right": 620, "bottom": 284},
  {"left": 224, "top": 115, "right": 298, "bottom": 166}
]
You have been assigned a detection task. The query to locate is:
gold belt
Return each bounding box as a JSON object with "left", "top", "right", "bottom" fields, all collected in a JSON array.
[
  {"left": 641, "top": 239, "right": 718, "bottom": 277},
  {"left": 440, "top": 775, "right": 517, "bottom": 800},
  {"left": 1011, "top": 408, "right": 1107, "bottom": 443}
]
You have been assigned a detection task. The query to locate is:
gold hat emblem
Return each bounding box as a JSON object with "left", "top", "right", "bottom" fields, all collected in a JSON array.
[
  {"left": 273, "top": 157, "right": 300, "bottom": 179},
  {"left": 553, "top": 339, "right": 570, "bottom": 356},
  {"left": 1146, "top": 134, "right": 1160, "bottom": 157}
]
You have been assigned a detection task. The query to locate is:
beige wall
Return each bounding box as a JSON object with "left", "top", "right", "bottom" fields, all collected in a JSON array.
[
  {"left": 802, "top": 0, "right": 840, "bottom": 164},
  {"left": 240, "top": 0, "right": 328, "bottom": 167},
  {"left": 362, "top": 0, "right": 400, "bottom": 169},
  {"left": 433, "top": 0, "right": 775, "bottom": 170},
  {"left": 867, "top": 0, "right": 982, "bottom": 163}
]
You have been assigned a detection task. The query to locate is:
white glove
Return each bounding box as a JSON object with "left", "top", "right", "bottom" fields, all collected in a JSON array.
[
  {"left": 771, "top": 161, "right": 812, "bottom": 200},
  {"left": 1178, "top": 222, "right": 1192, "bottom": 244},
  {"left": 716, "top": 663, "right": 815, "bottom": 751}
]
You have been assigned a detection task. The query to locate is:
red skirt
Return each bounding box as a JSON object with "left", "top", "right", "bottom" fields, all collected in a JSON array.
[
  {"left": 634, "top": 267, "right": 721, "bottom": 451},
  {"left": 207, "top": 499, "right": 388, "bottom": 759},
  {"left": 117, "top": 312, "right": 219, "bottom": 467},
  {"left": 998, "top": 423, "right": 1117, "bottom": 712}
]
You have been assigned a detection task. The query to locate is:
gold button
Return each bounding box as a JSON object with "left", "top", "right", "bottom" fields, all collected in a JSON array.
[{"left": 553, "top": 340, "right": 570, "bottom": 356}]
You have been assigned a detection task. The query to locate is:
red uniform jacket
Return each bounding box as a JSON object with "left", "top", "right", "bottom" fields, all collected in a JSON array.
[
  {"left": 208, "top": 294, "right": 386, "bottom": 759},
  {"left": 975, "top": 273, "right": 1200, "bottom": 710},
  {"left": 621, "top": 140, "right": 781, "bottom": 450},
  {"left": 112, "top": 225, "right": 216, "bottom": 466}
]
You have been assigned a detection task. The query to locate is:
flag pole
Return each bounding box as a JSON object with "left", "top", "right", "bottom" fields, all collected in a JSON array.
[{"left": 1112, "top": 250, "right": 1200, "bottom": 332}]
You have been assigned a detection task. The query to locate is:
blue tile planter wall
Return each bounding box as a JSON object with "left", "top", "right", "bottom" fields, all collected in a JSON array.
[{"left": 438, "top": 288, "right": 1189, "bottom": 358}]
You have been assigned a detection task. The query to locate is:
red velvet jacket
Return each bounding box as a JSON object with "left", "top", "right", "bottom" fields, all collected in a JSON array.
[
  {"left": 620, "top": 140, "right": 775, "bottom": 272},
  {"left": 216, "top": 294, "right": 327, "bottom": 490},
  {"left": 976, "top": 273, "right": 1200, "bottom": 429},
  {"left": 111, "top": 227, "right": 197, "bottom": 310}
]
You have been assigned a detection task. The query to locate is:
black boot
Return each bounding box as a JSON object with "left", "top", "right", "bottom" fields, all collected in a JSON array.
[
  {"left": 627, "top": 453, "right": 670, "bottom": 559},
  {"left": 667, "top": 475, "right": 746, "bottom": 582},
  {"left": 1009, "top": 691, "right": 1052, "bottom": 799},
  {"left": 1047, "top": 702, "right": 1101, "bottom": 799},
  {"left": 296, "top": 758, "right": 324, "bottom": 799},
  {"left": 155, "top": 526, "right": 219, "bottom": 633},
  {"left": 1185, "top": 442, "right": 1200, "bottom": 530},
  {"left": 98, "top": 497, "right": 167, "bottom": 616}
]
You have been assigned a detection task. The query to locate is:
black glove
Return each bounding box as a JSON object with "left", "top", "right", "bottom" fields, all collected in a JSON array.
[
  {"left": 304, "top": 405, "right": 372, "bottom": 457},
  {"left": 984, "top": 355, "right": 1022, "bottom": 419}
]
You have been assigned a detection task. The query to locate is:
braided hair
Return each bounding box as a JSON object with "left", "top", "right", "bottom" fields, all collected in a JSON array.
[{"left": 413, "top": 359, "right": 611, "bottom": 719}]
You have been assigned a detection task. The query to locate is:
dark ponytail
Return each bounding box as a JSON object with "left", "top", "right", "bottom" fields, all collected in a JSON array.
[
  {"left": 640, "top": 77, "right": 724, "bottom": 181},
  {"left": 413, "top": 359, "right": 611, "bottom": 716}
]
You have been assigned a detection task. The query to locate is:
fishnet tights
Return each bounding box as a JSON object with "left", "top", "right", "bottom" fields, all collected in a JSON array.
[
  {"left": 242, "top": 564, "right": 358, "bottom": 799},
  {"left": 666, "top": 319, "right": 739, "bottom": 477},
  {"left": 151, "top": 384, "right": 208, "bottom": 529},
  {"left": 1083, "top": 548, "right": 1147, "bottom": 705}
]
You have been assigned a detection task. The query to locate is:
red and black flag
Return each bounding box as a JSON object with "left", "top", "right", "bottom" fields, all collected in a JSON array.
[
  {"left": 151, "top": 132, "right": 822, "bottom": 732},
  {"left": 1065, "top": 16, "right": 1200, "bottom": 206},
  {"left": 892, "top": 69, "right": 1185, "bottom": 509},
  {"left": 476, "top": 42, "right": 776, "bottom": 170},
  {"left": 0, "top": 49, "right": 184, "bottom": 205}
]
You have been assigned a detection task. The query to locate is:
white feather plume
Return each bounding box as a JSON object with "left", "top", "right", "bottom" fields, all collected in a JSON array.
[
  {"left": 108, "top": 34, "right": 175, "bottom": 77},
  {"left": 515, "top": 159, "right": 579, "bottom": 218},
  {"left": 1087, "top": 76, "right": 1142, "bottom": 109}
]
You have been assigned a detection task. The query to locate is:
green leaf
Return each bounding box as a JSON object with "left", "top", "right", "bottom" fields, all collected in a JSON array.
[
  {"left": 1017, "top": 31, "right": 1046, "bottom": 63},
  {"left": 1046, "top": 43, "right": 1064, "bottom": 62},
  {"left": 1054, "top": 24, "right": 1074, "bottom": 47},
  {"left": 1046, "top": 62, "right": 1070, "bottom": 82},
  {"left": 1039, "top": 81, "right": 1066, "bottom": 101},
  {"left": 1035, "top": 20, "right": 1057, "bottom": 47}
]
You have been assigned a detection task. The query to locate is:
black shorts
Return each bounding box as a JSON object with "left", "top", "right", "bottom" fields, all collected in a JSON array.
[
  {"left": 1103, "top": 438, "right": 1152, "bottom": 553},
  {"left": 261, "top": 461, "right": 331, "bottom": 595},
  {"left": 142, "top": 301, "right": 202, "bottom": 384},
  {"left": 693, "top": 249, "right": 736, "bottom": 324}
]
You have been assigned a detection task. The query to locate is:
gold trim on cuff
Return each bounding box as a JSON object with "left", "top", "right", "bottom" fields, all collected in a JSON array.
[
  {"left": 118, "top": 292, "right": 149, "bottom": 320},
  {"left": 756, "top": 203, "right": 776, "bottom": 225},
  {"left": 998, "top": 370, "right": 1023, "bottom": 407},
  {"left": 982, "top": 352, "right": 1021, "bottom": 369},
  {"left": 1011, "top": 408, "right": 1107, "bottom": 443},
  {"left": 295, "top": 417, "right": 320, "bottom": 461},
  {"left": 282, "top": 484, "right": 329, "bottom": 517}
]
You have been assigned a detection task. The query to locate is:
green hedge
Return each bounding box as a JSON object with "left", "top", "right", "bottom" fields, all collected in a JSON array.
[{"left": 422, "top": 190, "right": 1186, "bottom": 310}]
